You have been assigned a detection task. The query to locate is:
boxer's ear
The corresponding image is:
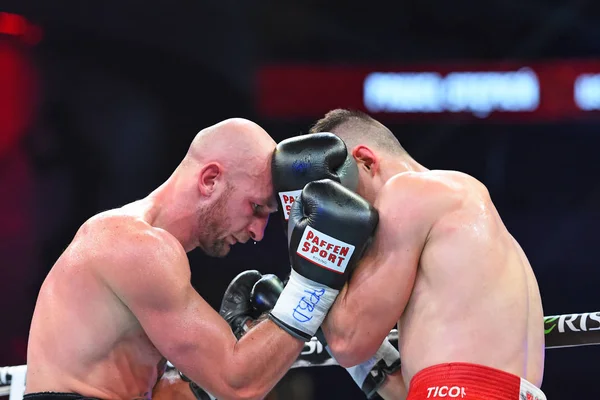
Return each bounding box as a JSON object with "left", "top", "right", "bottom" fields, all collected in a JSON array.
[
  {"left": 352, "top": 145, "right": 378, "bottom": 176},
  {"left": 198, "top": 162, "right": 222, "bottom": 196}
]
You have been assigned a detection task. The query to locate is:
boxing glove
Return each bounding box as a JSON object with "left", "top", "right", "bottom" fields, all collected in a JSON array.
[
  {"left": 250, "top": 274, "right": 285, "bottom": 314},
  {"left": 272, "top": 132, "right": 359, "bottom": 227},
  {"left": 270, "top": 179, "right": 378, "bottom": 340},
  {"left": 219, "top": 270, "right": 263, "bottom": 339}
]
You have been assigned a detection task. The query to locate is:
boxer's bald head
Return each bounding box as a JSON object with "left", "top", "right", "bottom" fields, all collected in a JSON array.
[
  {"left": 185, "top": 118, "right": 276, "bottom": 177},
  {"left": 158, "top": 118, "right": 277, "bottom": 254},
  {"left": 310, "top": 109, "right": 426, "bottom": 203}
]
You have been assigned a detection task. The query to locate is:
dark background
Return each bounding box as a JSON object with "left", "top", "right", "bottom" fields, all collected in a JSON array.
[{"left": 0, "top": 1, "right": 598, "bottom": 398}]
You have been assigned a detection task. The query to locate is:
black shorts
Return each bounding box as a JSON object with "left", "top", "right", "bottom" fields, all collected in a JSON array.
[{"left": 23, "top": 393, "right": 101, "bottom": 400}]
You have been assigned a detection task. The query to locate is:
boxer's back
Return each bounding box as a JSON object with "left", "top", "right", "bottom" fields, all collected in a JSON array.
[
  {"left": 396, "top": 170, "right": 544, "bottom": 386},
  {"left": 26, "top": 207, "right": 167, "bottom": 398}
]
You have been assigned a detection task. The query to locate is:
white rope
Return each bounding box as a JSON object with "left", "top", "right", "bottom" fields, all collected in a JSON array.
[
  {"left": 0, "top": 366, "right": 25, "bottom": 399},
  {"left": 1, "top": 310, "right": 599, "bottom": 398},
  {"left": 0, "top": 367, "right": 9, "bottom": 386}
]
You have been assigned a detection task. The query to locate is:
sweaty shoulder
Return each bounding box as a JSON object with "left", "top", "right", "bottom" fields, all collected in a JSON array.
[
  {"left": 74, "top": 211, "right": 189, "bottom": 281},
  {"left": 376, "top": 170, "right": 490, "bottom": 231}
]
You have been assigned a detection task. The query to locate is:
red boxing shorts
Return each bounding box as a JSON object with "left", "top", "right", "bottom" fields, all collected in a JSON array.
[{"left": 407, "top": 363, "right": 546, "bottom": 400}]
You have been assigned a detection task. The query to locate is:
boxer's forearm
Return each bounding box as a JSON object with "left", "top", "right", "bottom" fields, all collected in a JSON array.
[
  {"left": 322, "top": 285, "right": 386, "bottom": 367},
  {"left": 323, "top": 249, "right": 410, "bottom": 367},
  {"left": 377, "top": 370, "right": 407, "bottom": 400},
  {"left": 221, "top": 319, "right": 304, "bottom": 400},
  {"left": 321, "top": 286, "right": 361, "bottom": 364}
]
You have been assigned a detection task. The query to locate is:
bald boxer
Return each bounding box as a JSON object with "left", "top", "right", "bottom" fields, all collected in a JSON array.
[
  {"left": 25, "top": 118, "right": 377, "bottom": 400},
  {"left": 273, "top": 110, "right": 546, "bottom": 399}
]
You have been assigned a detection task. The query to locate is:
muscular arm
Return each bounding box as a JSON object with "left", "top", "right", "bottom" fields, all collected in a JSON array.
[
  {"left": 322, "top": 173, "right": 436, "bottom": 367},
  {"left": 106, "top": 228, "right": 303, "bottom": 400}
]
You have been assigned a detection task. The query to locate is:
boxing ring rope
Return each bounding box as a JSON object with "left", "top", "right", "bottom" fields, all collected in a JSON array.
[{"left": 1, "top": 311, "right": 599, "bottom": 398}]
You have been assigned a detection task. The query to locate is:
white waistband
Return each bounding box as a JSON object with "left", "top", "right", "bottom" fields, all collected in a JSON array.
[{"left": 520, "top": 377, "right": 546, "bottom": 400}]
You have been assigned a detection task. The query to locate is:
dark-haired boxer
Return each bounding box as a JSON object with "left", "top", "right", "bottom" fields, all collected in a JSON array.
[{"left": 268, "top": 109, "right": 546, "bottom": 400}]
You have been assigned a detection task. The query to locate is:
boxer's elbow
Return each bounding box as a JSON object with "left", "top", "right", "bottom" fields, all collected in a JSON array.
[
  {"left": 327, "top": 334, "right": 374, "bottom": 368},
  {"left": 218, "top": 379, "right": 266, "bottom": 400},
  {"left": 324, "top": 322, "right": 369, "bottom": 367},
  {"left": 219, "top": 385, "right": 265, "bottom": 400},
  {"left": 220, "top": 360, "right": 270, "bottom": 400},
  {"left": 172, "top": 348, "right": 268, "bottom": 400},
  {"left": 329, "top": 341, "right": 359, "bottom": 368}
]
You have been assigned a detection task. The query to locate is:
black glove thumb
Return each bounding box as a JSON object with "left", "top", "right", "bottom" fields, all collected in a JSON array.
[
  {"left": 219, "top": 270, "right": 262, "bottom": 338},
  {"left": 250, "top": 274, "right": 284, "bottom": 314}
]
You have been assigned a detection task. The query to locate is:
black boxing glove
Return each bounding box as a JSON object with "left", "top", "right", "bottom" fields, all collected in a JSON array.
[
  {"left": 269, "top": 179, "right": 378, "bottom": 341},
  {"left": 286, "top": 179, "right": 378, "bottom": 289},
  {"left": 250, "top": 274, "right": 284, "bottom": 314},
  {"left": 272, "top": 132, "right": 359, "bottom": 227},
  {"left": 273, "top": 133, "right": 358, "bottom": 343},
  {"left": 219, "top": 270, "right": 262, "bottom": 339}
]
